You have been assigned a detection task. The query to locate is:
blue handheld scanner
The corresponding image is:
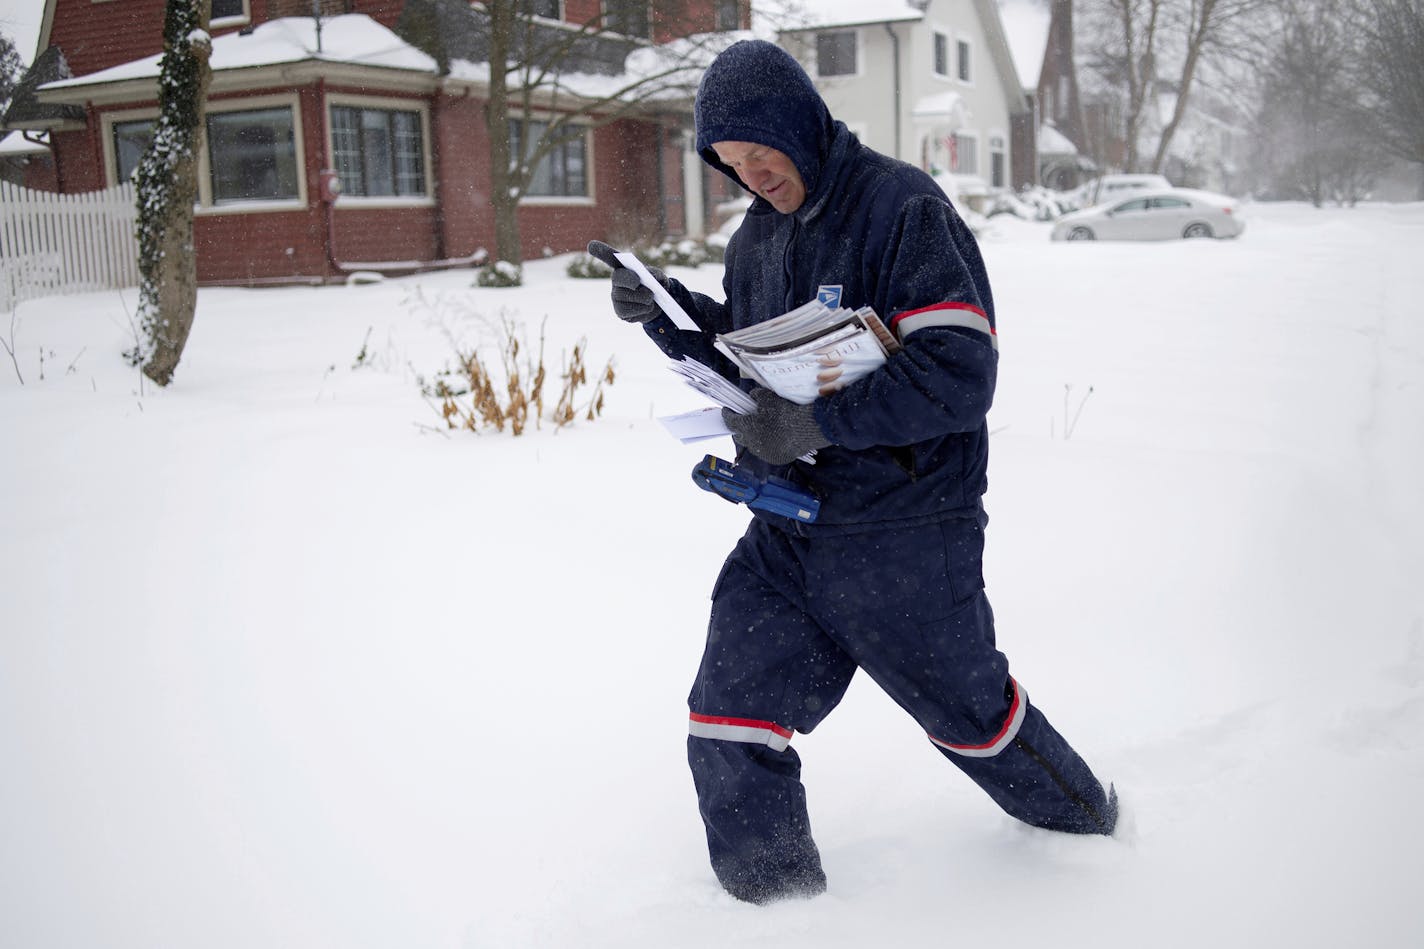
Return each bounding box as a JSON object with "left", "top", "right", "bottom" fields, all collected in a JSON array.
[{"left": 691, "top": 455, "right": 820, "bottom": 523}]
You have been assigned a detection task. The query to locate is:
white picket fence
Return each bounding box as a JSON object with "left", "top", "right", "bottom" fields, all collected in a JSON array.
[{"left": 1, "top": 179, "right": 140, "bottom": 312}]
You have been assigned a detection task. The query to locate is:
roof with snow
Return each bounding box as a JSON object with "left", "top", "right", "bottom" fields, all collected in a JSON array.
[
  {"left": 39, "top": 15, "right": 437, "bottom": 91},
  {"left": 0, "top": 131, "right": 51, "bottom": 156},
  {"left": 1037, "top": 122, "right": 1078, "bottom": 155},
  {"left": 778, "top": 0, "right": 925, "bottom": 31},
  {"left": 912, "top": 90, "right": 968, "bottom": 123},
  {"left": 32, "top": 13, "right": 726, "bottom": 110},
  {"left": 995, "top": 0, "right": 1051, "bottom": 89}
]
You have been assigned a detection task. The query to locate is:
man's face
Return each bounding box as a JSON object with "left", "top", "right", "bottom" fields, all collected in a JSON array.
[{"left": 711, "top": 140, "right": 807, "bottom": 214}]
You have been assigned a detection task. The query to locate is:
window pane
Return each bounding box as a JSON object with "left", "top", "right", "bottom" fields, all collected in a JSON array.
[
  {"left": 957, "top": 40, "right": 971, "bottom": 81},
  {"left": 359, "top": 110, "right": 395, "bottom": 197},
  {"left": 952, "top": 133, "right": 978, "bottom": 174},
  {"left": 934, "top": 34, "right": 948, "bottom": 76},
  {"left": 392, "top": 111, "right": 425, "bottom": 196},
  {"left": 113, "top": 119, "right": 155, "bottom": 182},
  {"left": 817, "top": 32, "right": 856, "bottom": 77},
  {"left": 522, "top": 0, "right": 560, "bottom": 19},
  {"left": 715, "top": 0, "right": 740, "bottom": 32},
  {"left": 604, "top": 0, "right": 649, "bottom": 38},
  {"left": 211, "top": 0, "right": 246, "bottom": 20},
  {"left": 331, "top": 106, "right": 363, "bottom": 195},
  {"left": 207, "top": 107, "right": 298, "bottom": 203}
]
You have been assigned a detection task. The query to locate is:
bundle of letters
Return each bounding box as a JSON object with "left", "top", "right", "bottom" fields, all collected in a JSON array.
[
  {"left": 711, "top": 300, "right": 901, "bottom": 405},
  {"left": 658, "top": 300, "right": 903, "bottom": 461}
]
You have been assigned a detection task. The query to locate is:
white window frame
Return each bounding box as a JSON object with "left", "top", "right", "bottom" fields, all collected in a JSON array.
[
  {"left": 815, "top": 30, "right": 859, "bottom": 79},
  {"left": 103, "top": 96, "right": 308, "bottom": 212},
  {"left": 199, "top": 94, "right": 307, "bottom": 214},
  {"left": 989, "top": 133, "right": 1006, "bottom": 188},
  {"left": 511, "top": 112, "right": 596, "bottom": 206},
  {"left": 325, "top": 93, "right": 435, "bottom": 209},
  {"left": 933, "top": 31, "right": 949, "bottom": 78},
  {"left": 101, "top": 106, "right": 160, "bottom": 187},
  {"left": 210, "top": 0, "right": 251, "bottom": 29},
  {"left": 956, "top": 37, "right": 974, "bottom": 85}
]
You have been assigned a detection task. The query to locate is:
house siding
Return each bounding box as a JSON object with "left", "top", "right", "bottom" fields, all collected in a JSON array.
[
  {"left": 432, "top": 92, "right": 488, "bottom": 259},
  {"left": 780, "top": 1, "right": 1025, "bottom": 205},
  {"left": 28, "top": 0, "right": 724, "bottom": 284}
]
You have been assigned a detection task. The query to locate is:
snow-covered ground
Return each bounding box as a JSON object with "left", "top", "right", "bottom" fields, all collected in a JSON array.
[{"left": 3, "top": 202, "right": 1422, "bottom": 948}]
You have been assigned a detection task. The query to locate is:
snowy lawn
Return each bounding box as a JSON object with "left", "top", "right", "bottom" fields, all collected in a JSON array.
[{"left": 3, "top": 202, "right": 1422, "bottom": 948}]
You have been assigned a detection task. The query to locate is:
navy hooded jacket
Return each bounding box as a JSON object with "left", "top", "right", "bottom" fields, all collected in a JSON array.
[{"left": 648, "top": 40, "right": 999, "bottom": 534}]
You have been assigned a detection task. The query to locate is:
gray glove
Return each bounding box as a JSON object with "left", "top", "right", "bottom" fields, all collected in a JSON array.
[
  {"left": 587, "top": 240, "right": 664, "bottom": 324},
  {"left": 722, "top": 387, "right": 831, "bottom": 465}
]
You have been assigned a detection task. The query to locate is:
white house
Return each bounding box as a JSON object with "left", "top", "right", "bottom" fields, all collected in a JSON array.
[{"left": 775, "top": 0, "right": 1029, "bottom": 208}]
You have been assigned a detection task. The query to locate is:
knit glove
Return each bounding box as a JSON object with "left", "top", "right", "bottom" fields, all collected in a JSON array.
[
  {"left": 722, "top": 387, "right": 831, "bottom": 465},
  {"left": 587, "top": 240, "right": 665, "bottom": 324}
]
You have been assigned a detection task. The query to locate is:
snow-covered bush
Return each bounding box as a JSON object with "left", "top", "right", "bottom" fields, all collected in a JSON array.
[
  {"left": 640, "top": 239, "right": 707, "bottom": 269},
  {"left": 566, "top": 252, "right": 613, "bottom": 279},
  {"left": 476, "top": 259, "right": 522, "bottom": 288},
  {"left": 985, "top": 186, "right": 1081, "bottom": 221}
]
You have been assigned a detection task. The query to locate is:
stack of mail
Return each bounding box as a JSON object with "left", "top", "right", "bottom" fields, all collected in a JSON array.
[{"left": 713, "top": 301, "right": 899, "bottom": 405}]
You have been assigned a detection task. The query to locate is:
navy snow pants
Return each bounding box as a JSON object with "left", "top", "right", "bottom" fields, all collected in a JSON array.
[{"left": 687, "top": 514, "right": 1116, "bottom": 903}]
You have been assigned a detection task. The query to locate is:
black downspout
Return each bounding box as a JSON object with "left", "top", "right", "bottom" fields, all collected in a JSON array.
[{"left": 883, "top": 23, "right": 901, "bottom": 160}]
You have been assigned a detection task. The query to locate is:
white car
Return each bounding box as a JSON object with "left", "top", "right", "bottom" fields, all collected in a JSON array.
[
  {"left": 1051, "top": 188, "right": 1245, "bottom": 242},
  {"left": 1075, "top": 173, "right": 1172, "bottom": 207}
]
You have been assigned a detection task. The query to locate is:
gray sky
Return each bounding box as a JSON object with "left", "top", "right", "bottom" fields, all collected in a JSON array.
[{"left": 1, "top": 0, "right": 43, "bottom": 65}]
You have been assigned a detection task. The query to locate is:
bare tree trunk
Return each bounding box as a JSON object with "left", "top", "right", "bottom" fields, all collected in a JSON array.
[
  {"left": 135, "top": 0, "right": 212, "bottom": 387},
  {"left": 1151, "top": 0, "right": 1263, "bottom": 174},
  {"left": 485, "top": 0, "right": 523, "bottom": 269},
  {"left": 1102, "top": 0, "right": 1164, "bottom": 173},
  {"left": 1151, "top": 0, "right": 1216, "bottom": 172}
]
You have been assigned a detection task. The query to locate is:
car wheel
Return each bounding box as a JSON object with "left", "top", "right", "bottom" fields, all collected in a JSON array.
[
  {"left": 1183, "top": 222, "right": 1214, "bottom": 239},
  {"left": 1067, "top": 226, "right": 1096, "bottom": 241}
]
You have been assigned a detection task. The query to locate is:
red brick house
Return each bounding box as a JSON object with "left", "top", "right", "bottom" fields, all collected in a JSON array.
[{"left": 3, "top": 0, "right": 746, "bottom": 284}]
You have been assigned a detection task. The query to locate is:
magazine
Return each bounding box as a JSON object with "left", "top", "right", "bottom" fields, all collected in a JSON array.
[{"left": 713, "top": 301, "right": 900, "bottom": 405}]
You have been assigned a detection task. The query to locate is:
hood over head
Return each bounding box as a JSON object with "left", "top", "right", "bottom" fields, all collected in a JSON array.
[{"left": 694, "top": 40, "right": 836, "bottom": 201}]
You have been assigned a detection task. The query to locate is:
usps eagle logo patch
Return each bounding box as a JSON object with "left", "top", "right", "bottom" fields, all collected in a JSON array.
[{"left": 816, "top": 285, "right": 843, "bottom": 308}]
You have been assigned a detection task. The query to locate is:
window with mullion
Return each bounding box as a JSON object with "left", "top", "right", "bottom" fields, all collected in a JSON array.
[
  {"left": 211, "top": 0, "right": 248, "bottom": 22},
  {"left": 331, "top": 106, "right": 426, "bottom": 198},
  {"left": 511, "top": 118, "right": 588, "bottom": 198}
]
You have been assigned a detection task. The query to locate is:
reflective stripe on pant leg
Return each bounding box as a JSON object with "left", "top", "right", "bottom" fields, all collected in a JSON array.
[
  {"left": 927, "top": 678, "right": 1026, "bottom": 758},
  {"left": 689, "top": 713, "right": 793, "bottom": 752}
]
